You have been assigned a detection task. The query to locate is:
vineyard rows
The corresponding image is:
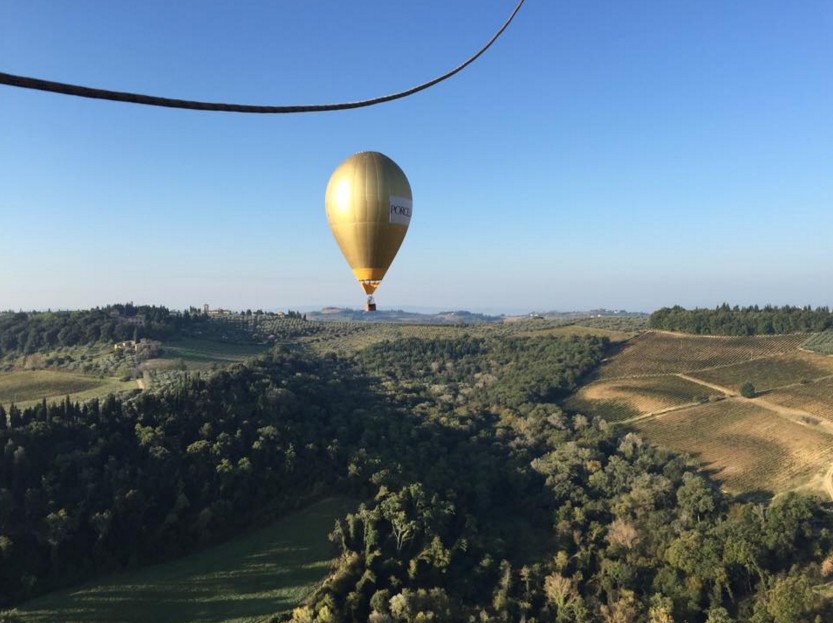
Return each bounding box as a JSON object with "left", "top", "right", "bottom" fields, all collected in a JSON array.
[
  {"left": 567, "top": 375, "right": 710, "bottom": 421},
  {"left": 802, "top": 330, "right": 833, "bottom": 355},
  {"left": 689, "top": 352, "right": 833, "bottom": 393},
  {"left": 632, "top": 400, "right": 833, "bottom": 495},
  {"left": 598, "top": 331, "right": 807, "bottom": 379},
  {"left": 767, "top": 378, "right": 833, "bottom": 423}
]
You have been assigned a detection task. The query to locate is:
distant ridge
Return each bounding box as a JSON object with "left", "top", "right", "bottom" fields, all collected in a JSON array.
[
  {"left": 305, "top": 308, "right": 502, "bottom": 324},
  {"left": 304, "top": 307, "right": 647, "bottom": 324}
]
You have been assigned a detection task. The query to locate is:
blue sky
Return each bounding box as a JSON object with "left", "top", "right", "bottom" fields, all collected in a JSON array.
[{"left": 1, "top": 1, "right": 831, "bottom": 313}]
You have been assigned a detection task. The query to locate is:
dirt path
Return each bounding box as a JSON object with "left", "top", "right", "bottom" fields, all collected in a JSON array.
[
  {"left": 592, "top": 332, "right": 833, "bottom": 500},
  {"left": 675, "top": 373, "right": 833, "bottom": 436},
  {"left": 620, "top": 400, "right": 706, "bottom": 425},
  {"left": 618, "top": 372, "right": 833, "bottom": 502},
  {"left": 594, "top": 354, "right": 787, "bottom": 383},
  {"left": 676, "top": 373, "right": 732, "bottom": 395}
]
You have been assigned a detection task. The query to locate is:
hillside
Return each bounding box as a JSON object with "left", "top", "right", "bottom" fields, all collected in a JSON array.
[
  {"left": 10, "top": 497, "right": 355, "bottom": 623},
  {"left": 568, "top": 330, "right": 833, "bottom": 498},
  {"left": 307, "top": 308, "right": 502, "bottom": 324},
  {"left": 0, "top": 310, "right": 643, "bottom": 407},
  {"left": 1, "top": 313, "right": 831, "bottom": 622}
]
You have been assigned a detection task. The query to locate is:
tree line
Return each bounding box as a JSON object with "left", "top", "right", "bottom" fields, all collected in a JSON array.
[
  {"left": 649, "top": 304, "right": 833, "bottom": 336},
  {"left": 0, "top": 305, "right": 188, "bottom": 356},
  {"left": 0, "top": 350, "right": 373, "bottom": 605}
]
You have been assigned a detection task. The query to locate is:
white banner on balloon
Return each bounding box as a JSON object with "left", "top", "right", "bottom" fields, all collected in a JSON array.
[{"left": 389, "top": 196, "right": 412, "bottom": 226}]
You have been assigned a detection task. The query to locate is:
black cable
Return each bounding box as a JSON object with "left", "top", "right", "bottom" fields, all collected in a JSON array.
[{"left": 0, "top": 0, "right": 525, "bottom": 114}]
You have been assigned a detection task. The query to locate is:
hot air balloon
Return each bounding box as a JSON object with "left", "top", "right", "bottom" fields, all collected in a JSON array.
[{"left": 325, "top": 151, "right": 412, "bottom": 311}]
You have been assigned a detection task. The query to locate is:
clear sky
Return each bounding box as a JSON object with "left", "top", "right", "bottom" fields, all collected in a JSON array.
[{"left": 1, "top": 1, "right": 831, "bottom": 314}]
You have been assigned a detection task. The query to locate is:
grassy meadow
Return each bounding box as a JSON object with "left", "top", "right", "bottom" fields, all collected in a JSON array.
[
  {"left": 0, "top": 317, "right": 624, "bottom": 407},
  {"left": 143, "top": 338, "right": 269, "bottom": 372},
  {"left": 292, "top": 318, "right": 634, "bottom": 356},
  {"left": 8, "top": 496, "right": 355, "bottom": 623},
  {"left": 0, "top": 338, "right": 271, "bottom": 407}
]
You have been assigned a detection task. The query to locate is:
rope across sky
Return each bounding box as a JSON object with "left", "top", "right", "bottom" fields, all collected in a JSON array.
[{"left": 0, "top": 0, "right": 526, "bottom": 114}]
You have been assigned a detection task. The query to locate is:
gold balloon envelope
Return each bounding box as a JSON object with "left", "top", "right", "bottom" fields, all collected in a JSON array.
[{"left": 325, "top": 151, "right": 412, "bottom": 296}]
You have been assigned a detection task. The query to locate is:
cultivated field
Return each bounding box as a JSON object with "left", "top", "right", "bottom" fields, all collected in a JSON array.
[
  {"left": 596, "top": 331, "right": 807, "bottom": 379},
  {"left": 573, "top": 330, "right": 833, "bottom": 498},
  {"left": 767, "top": 378, "right": 833, "bottom": 424},
  {"left": 803, "top": 330, "right": 833, "bottom": 355},
  {"left": 631, "top": 400, "right": 833, "bottom": 496},
  {"left": 567, "top": 375, "right": 710, "bottom": 422},
  {"left": 302, "top": 323, "right": 465, "bottom": 355},
  {"left": 689, "top": 351, "right": 833, "bottom": 393},
  {"left": 0, "top": 370, "right": 135, "bottom": 409},
  {"left": 9, "top": 496, "right": 355, "bottom": 623},
  {"left": 505, "top": 323, "right": 635, "bottom": 342},
  {"left": 0, "top": 338, "right": 272, "bottom": 406},
  {"left": 143, "top": 338, "right": 269, "bottom": 371}
]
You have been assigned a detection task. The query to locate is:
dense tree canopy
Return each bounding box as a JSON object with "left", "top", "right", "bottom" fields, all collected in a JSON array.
[
  {"left": 0, "top": 305, "right": 188, "bottom": 356},
  {"left": 0, "top": 350, "right": 371, "bottom": 604},
  {"left": 649, "top": 304, "right": 833, "bottom": 336}
]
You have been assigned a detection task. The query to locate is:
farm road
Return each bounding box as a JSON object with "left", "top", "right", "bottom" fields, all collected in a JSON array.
[
  {"left": 676, "top": 373, "right": 833, "bottom": 436},
  {"left": 616, "top": 372, "right": 829, "bottom": 431}
]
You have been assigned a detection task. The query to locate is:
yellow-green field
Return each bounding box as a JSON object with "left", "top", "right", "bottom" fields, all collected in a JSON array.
[
  {"left": 7, "top": 496, "right": 355, "bottom": 623},
  {"left": 302, "top": 323, "right": 465, "bottom": 355},
  {"left": 803, "top": 330, "right": 833, "bottom": 355},
  {"left": 0, "top": 339, "right": 273, "bottom": 408},
  {"left": 502, "top": 323, "right": 636, "bottom": 342},
  {"left": 143, "top": 338, "right": 269, "bottom": 371},
  {"left": 0, "top": 370, "right": 136, "bottom": 409},
  {"left": 572, "top": 330, "right": 833, "bottom": 498}
]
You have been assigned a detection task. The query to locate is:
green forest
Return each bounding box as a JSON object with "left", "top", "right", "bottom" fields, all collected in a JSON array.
[
  {"left": 649, "top": 305, "right": 833, "bottom": 336},
  {"left": 1, "top": 310, "right": 831, "bottom": 622},
  {"left": 0, "top": 305, "right": 193, "bottom": 356}
]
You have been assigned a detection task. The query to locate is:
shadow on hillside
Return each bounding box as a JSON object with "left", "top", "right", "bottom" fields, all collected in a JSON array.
[
  {"left": 580, "top": 339, "right": 631, "bottom": 384},
  {"left": 697, "top": 463, "right": 774, "bottom": 504},
  {"left": 733, "top": 489, "right": 774, "bottom": 504}
]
